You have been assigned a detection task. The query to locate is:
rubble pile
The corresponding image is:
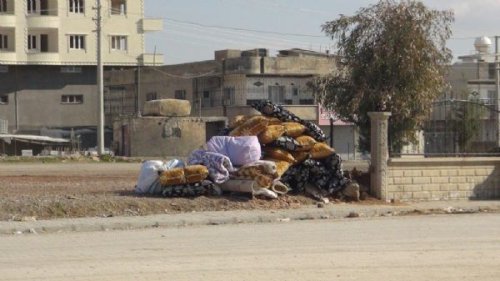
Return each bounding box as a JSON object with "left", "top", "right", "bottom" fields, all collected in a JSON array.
[{"left": 135, "top": 100, "right": 353, "bottom": 201}]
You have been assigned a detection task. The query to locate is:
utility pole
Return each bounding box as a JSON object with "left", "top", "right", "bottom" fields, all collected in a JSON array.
[
  {"left": 95, "top": 0, "right": 105, "bottom": 155},
  {"left": 496, "top": 36, "right": 500, "bottom": 147}
]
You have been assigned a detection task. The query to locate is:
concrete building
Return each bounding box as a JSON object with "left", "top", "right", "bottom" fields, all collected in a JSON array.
[
  {"left": 426, "top": 36, "right": 500, "bottom": 153},
  {"left": 107, "top": 48, "right": 361, "bottom": 160},
  {"left": 0, "top": 0, "right": 162, "bottom": 149}
]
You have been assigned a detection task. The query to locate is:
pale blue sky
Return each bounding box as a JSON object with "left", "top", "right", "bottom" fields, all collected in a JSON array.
[{"left": 144, "top": 0, "right": 500, "bottom": 65}]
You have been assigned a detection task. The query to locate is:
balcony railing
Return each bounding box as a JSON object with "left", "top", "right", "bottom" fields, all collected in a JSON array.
[
  {"left": 26, "top": 15, "right": 60, "bottom": 28},
  {"left": 141, "top": 19, "right": 163, "bottom": 32},
  {"left": 0, "top": 14, "right": 15, "bottom": 27},
  {"left": 0, "top": 51, "right": 16, "bottom": 62},
  {"left": 140, "top": 53, "right": 163, "bottom": 66},
  {"left": 26, "top": 52, "right": 60, "bottom": 63}
]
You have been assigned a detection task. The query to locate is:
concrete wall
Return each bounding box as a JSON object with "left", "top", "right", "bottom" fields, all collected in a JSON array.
[
  {"left": 386, "top": 158, "right": 500, "bottom": 201},
  {"left": 113, "top": 116, "right": 227, "bottom": 157},
  {"left": 0, "top": 65, "right": 98, "bottom": 132},
  {"left": 262, "top": 56, "right": 336, "bottom": 75}
]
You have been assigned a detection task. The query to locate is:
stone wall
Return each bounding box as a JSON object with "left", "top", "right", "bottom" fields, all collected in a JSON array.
[
  {"left": 386, "top": 157, "right": 500, "bottom": 201},
  {"left": 113, "top": 116, "right": 227, "bottom": 157}
]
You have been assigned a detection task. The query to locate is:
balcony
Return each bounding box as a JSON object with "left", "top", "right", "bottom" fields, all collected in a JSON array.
[
  {"left": 0, "top": 51, "right": 16, "bottom": 62},
  {"left": 26, "top": 15, "right": 60, "bottom": 28},
  {"left": 26, "top": 52, "right": 60, "bottom": 64},
  {"left": 140, "top": 53, "right": 163, "bottom": 66},
  {"left": 141, "top": 18, "right": 163, "bottom": 32},
  {"left": 0, "top": 14, "right": 15, "bottom": 27}
]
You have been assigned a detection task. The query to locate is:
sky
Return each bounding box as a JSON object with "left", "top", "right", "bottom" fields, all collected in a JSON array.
[{"left": 144, "top": 0, "right": 500, "bottom": 65}]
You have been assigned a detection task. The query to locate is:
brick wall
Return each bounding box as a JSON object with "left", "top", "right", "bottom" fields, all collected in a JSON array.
[{"left": 386, "top": 157, "right": 500, "bottom": 201}]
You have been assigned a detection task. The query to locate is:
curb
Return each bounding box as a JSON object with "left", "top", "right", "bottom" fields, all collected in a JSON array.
[{"left": 1, "top": 201, "right": 499, "bottom": 235}]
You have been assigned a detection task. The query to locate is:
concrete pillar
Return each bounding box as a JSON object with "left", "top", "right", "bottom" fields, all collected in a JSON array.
[{"left": 368, "top": 112, "right": 391, "bottom": 201}]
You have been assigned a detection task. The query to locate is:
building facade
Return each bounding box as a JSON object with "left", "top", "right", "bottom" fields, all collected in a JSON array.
[{"left": 0, "top": 0, "right": 161, "bottom": 148}]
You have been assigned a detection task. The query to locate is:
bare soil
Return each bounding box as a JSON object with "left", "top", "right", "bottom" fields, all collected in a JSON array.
[{"left": 0, "top": 160, "right": 376, "bottom": 221}]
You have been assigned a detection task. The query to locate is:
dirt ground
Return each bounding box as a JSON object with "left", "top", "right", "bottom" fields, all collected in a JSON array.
[{"left": 0, "top": 159, "right": 374, "bottom": 221}]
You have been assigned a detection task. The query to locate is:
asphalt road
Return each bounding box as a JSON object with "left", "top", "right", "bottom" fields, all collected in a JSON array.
[{"left": 1, "top": 214, "right": 499, "bottom": 281}]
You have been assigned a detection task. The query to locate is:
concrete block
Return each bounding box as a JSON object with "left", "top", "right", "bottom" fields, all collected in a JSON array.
[
  {"left": 390, "top": 192, "right": 413, "bottom": 201},
  {"left": 412, "top": 191, "right": 432, "bottom": 200},
  {"left": 475, "top": 168, "right": 492, "bottom": 176},
  {"left": 424, "top": 184, "right": 441, "bottom": 192},
  {"left": 457, "top": 183, "right": 473, "bottom": 191},
  {"left": 393, "top": 177, "right": 412, "bottom": 184},
  {"left": 431, "top": 191, "right": 450, "bottom": 200},
  {"left": 404, "top": 185, "right": 422, "bottom": 192},
  {"left": 441, "top": 170, "right": 458, "bottom": 176},
  {"left": 458, "top": 169, "right": 476, "bottom": 176},
  {"left": 422, "top": 170, "right": 441, "bottom": 177},
  {"left": 404, "top": 170, "right": 422, "bottom": 177},
  {"left": 413, "top": 177, "right": 431, "bottom": 184},
  {"left": 449, "top": 177, "right": 466, "bottom": 184},
  {"left": 389, "top": 170, "right": 404, "bottom": 177},
  {"left": 431, "top": 177, "right": 450, "bottom": 184},
  {"left": 388, "top": 185, "right": 405, "bottom": 192},
  {"left": 440, "top": 184, "right": 458, "bottom": 191}
]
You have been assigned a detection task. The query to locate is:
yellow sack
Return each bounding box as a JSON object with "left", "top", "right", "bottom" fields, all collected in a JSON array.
[
  {"left": 230, "top": 115, "right": 269, "bottom": 136},
  {"left": 159, "top": 168, "right": 186, "bottom": 186},
  {"left": 295, "top": 135, "right": 317, "bottom": 151},
  {"left": 283, "top": 122, "right": 306, "bottom": 138},
  {"left": 184, "top": 165, "right": 209, "bottom": 184},
  {"left": 291, "top": 151, "right": 310, "bottom": 163},
  {"left": 263, "top": 147, "right": 296, "bottom": 164},
  {"left": 258, "top": 125, "right": 286, "bottom": 144},
  {"left": 310, "top": 142, "right": 335, "bottom": 159},
  {"left": 264, "top": 158, "right": 292, "bottom": 177}
]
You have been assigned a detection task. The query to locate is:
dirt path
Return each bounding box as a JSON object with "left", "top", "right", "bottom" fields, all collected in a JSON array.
[
  {"left": 1, "top": 214, "right": 499, "bottom": 281},
  {"left": 0, "top": 163, "right": 326, "bottom": 221}
]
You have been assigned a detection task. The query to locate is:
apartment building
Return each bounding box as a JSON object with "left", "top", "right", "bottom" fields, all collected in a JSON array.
[{"left": 0, "top": 0, "right": 161, "bottom": 148}]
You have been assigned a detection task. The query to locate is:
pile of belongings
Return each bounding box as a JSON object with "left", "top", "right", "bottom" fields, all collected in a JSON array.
[{"left": 135, "top": 100, "right": 351, "bottom": 200}]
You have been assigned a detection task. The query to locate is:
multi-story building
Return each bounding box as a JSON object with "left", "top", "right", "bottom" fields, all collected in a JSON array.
[{"left": 0, "top": 0, "right": 161, "bottom": 148}]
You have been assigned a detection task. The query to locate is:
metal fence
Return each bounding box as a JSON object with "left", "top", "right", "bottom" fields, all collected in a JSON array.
[{"left": 392, "top": 98, "right": 500, "bottom": 157}]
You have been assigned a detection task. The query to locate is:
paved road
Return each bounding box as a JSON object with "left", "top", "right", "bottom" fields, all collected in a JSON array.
[{"left": 1, "top": 214, "right": 499, "bottom": 281}]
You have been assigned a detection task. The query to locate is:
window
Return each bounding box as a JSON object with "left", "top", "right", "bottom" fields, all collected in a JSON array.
[
  {"left": 0, "top": 34, "right": 7, "bottom": 49},
  {"left": 299, "top": 99, "right": 314, "bottom": 105},
  {"left": 146, "top": 92, "right": 157, "bottom": 101},
  {"left": 292, "top": 87, "right": 299, "bottom": 96},
  {"left": 61, "top": 95, "right": 83, "bottom": 104},
  {"left": 111, "top": 36, "right": 127, "bottom": 51},
  {"left": 27, "top": 35, "right": 37, "bottom": 50},
  {"left": 246, "top": 99, "right": 260, "bottom": 106},
  {"left": 0, "top": 95, "right": 8, "bottom": 104},
  {"left": 486, "top": 91, "right": 495, "bottom": 106},
  {"left": 201, "top": 91, "right": 212, "bottom": 108},
  {"left": 0, "top": 0, "right": 7, "bottom": 13},
  {"left": 69, "top": 0, "right": 84, "bottom": 13},
  {"left": 110, "top": 0, "right": 126, "bottom": 15},
  {"left": 69, "top": 35, "right": 85, "bottom": 50},
  {"left": 61, "top": 66, "right": 82, "bottom": 73},
  {"left": 27, "top": 0, "right": 37, "bottom": 14},
  {"left": 174, "top": 90, "right": 186, "bottom": 100},
  {"left": 268, "top": 85, "right": 285, "bottom": 104},
  {"left": 223, "top": 87, "right": 235, "bottom": 106}
]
